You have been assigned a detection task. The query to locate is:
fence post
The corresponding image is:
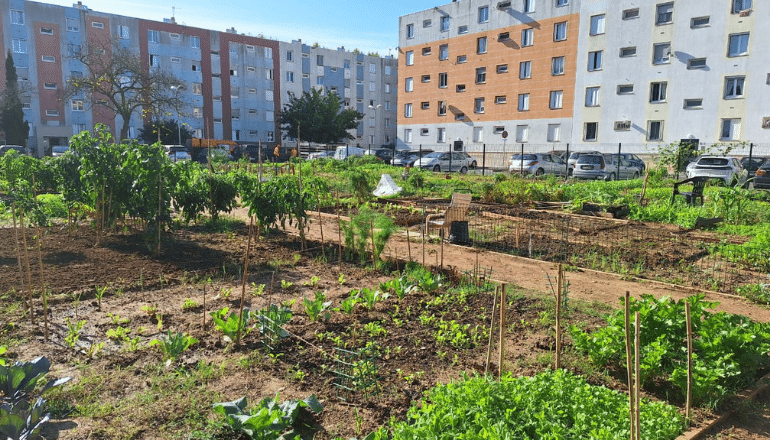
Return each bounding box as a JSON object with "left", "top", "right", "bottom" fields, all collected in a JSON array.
[
  {"left": 482, "top": 143, "right": 486, "bottom": 175},
  {"left": 565, "top": 143, "right": 570, "bottom": 177},
  {"left": 346, "top": 144, "right": 349, "bottom": 160},
  {"left": 449, "top": 149, "right": 453, "bottom": 172},
  {"left": 617, "top": 142, "right": 622, "bottom": 180},
  {"left": 749, "top": 142, "right": 754, "bottom": 170},
  {"left": 520, "top": 143, "right": 524, "bottom": 175}
]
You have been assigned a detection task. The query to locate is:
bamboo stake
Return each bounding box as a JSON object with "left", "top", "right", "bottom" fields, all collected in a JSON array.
[
  {"left": 440, "top": 233, "right": 444, "bottom": 270},
  {"left": 315, "top": 186, "right": 325, "bottom": 260},
  {"left": 35, "top": 224, "right": 48, "bottom": 341},
  {"left": 405, "top": 223, "right": 412, "bottom": 262},
  {"left": 157, "top": 171, "right": 162, "bottom": 256},
  {"left": 499, "top": 283, "right": 506, "bottom": 379},
  {"left": 236, "top": 217, "right": 254, "bottom": 347},
  {"left": 555, "top": 263, "right": 562, "bottom": 370},
  {"left": 20, "top": 211, "right": 35, "bottom": 324},
  {"left": 635, "top": 311, "right": 641, "bottom": 440},
  {"left": 624, "top": 292, "right": 635, "bottom": 440},
  {"left": 685, "top": 301, "right": 693, "bottom": 426},
  {"left": 11, "top": 205, "right": 28, "bottom": 314},
  {"left": 202, "top": 284, "right": 206, "bottom": 330},
  {"left": 336, "top": 191, "right": 342, "bottom": 265},
  {"left": 422, "top": 217, "right": 426, "bottom": 267},
  {"left": 485, "top": 286, "right": 498, "bottom": 376}
]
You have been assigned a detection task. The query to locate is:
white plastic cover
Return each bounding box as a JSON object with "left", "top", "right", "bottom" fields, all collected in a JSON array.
[{"left": 373, "top": 174, "right": 402, "bottom": 197}]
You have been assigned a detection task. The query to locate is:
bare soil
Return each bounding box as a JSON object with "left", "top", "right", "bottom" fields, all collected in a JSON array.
[{"left": 1, "top": 203, "right": 770, "bottom": 439}]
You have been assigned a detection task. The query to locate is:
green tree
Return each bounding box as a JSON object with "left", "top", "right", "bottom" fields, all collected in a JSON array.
[
  {"left": 1, "top": 50, "right": 30, "bottom": 148},
  {"left": 278, "top": 88, "right": 362, "bottom": 144},
  {"left": 138, "top": 119, "right": 193, "bottom": 145}
]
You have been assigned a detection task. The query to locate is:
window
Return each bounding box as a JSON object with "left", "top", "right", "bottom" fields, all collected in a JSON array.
[
  {"left": 46, "top": 110, "right": 59, "bottom": 117},
  {"left": 404, "top": 103, "right": 413, "bottom": 118},
  {"left": 479, "top": 6, "right": 489, "bottom": 23},
  {"left": 423, "top": 19, "right": 432, "bottom": 28},
  {"left": 585, "top": 87, "right": 600, "bottom": 106},
  {"left": 92, "top": 21, "right": 104, "bottom": 29},
  {"left": 549, "top": 91, "right": 563, "bottom": 109},
  {"left": 12, "top": 39, "right": 27, "bottom": 54},
  {"left": 191, "top": 36, "right": 200, "bottom": 48},
  {"left": 41, "top": 55, "right": 55, "bottom": 63},
  {"left": 286, "top": 50, "right": 293, "bottom": 62},
  {"left": 521, "top": 29, "right": 534, "bottom": 47},
  {"left": 457, "top": 55, "right": 467, "bottom": 64},
  {"left": 623, "top": 8, "right": 639, "bottom": 19},
  {"left": 477, "top": 37, "right": 487, "bottom": 54},
  {"left": 691, "top": 16, "right": 710, "bottom": 28},
  {"left": 73, "top": 123, "right": 86, "bottom": 134},
  {"left": 439, "top": 44, "right": 448, "bottom": 60},
  {"left": 617, "top": 84, "right": 634, "bottom": 95},
  {"left": 495, "top": 95, "right": 507, "bottom": 104},
  {"left": 265, "top": 90, "right": 274, "bottom": 101},
  {"left": 190, "top": 82, "right": 201, "bottom": 95},
  {"left": 497, "top": 64, "right": 508, "bottom": 74},
  {"left": 728, "top": 33, "right": 749, "bottom": 57},
  {"left": 556, "top": 0, "right": 568, "bottom": 6},
  {"left": 11, "top": 10, "right": 24, "bottom": 25},
  {"left": 476, "top": 67, "right": 486, "bottom": 84},
  {"left": 405, "top": 51, "right": 414, "bottom": 65},
  {"left": 385, "top": 83, "right": 391, "bottom": 93},
  {"left": 437, "top": 128, "right": 446, "bottom": 143},
  {"left": 248, "top": 108, "right": 257, "bottom": 115},
  {"left": 721, "top": 119, "right": 741, "bottom": 140},
  {"left": 493, "top": 126, "right": 505, "bottom": 134},
  {"left": 266, "top": 131, "right": 275, "bottom": 142},
  {"left": 520, "top": 61, "right": 532, "bottom": 79},
  {"left": 687, "top": 58, "right": 707, "bottom": 69},
  {"left": 516, "top": 125, "right": 529, "bottom": 142},
  {"left": 171, "top": 56, "right": 181, "bottom": 63},
  {"left": 421, "top": 74, "right": 431, "bottom": 83},
  {"left": 724, "top": 76, "right": 745, "bottom": 98},
  {"left": 551, "top": 57, "right": 564, "bottom": 75},
  {"left": 647, "top": 121, "right": 664, "bottom": 141},
  {"left": 404, "top": 129, "right": 413, "bottom": 143},
  {"left": 439, "top": 72, "right": 447, "bottom": 88},
  {"left": 620, "top": 47, "right": 637, "bottom": 57},
  {"left": 590, "top": 14, "right": 605, "bottom": 35},
  {"left": 148, "top": 30, "right": 159, "bottom": 43},
  {"left": 440, "top": 16, "right": 450, "bottom": 31},
  {"left": 405, "top": 77, "right": 413, "bottom": 92},
  {"left": 584, "top": 122, "right": 598, "bottom": 141},
  {"left": 385, "top": 65, "right": 392, "bottom": 75},
  {"left": 438, "top": 100, "right": 447, "bottom": 116},
  {"left": 231, "top": 87, "right": 240, "bottom": 98},
  {"left": 422, "top": 47, "right": 431, "bottom": 56},
  {"left": 265, "top": 110, "right": 274, "bottom": 122},
  {"left": 653, "top": 43, "right": 671, "bottom": 64},
  {"left": 421, "top": 102, "right": 430, "bottom": 110},
  {"left": 316, "top": 55, "right": 324, "bottom": 66},
  {"left": 457, "top": 84, "right": 466, "bottom": 92},
  {"left": 656, "top": 3, "right": 674, "bottom": 25},
  {"left": 458, "top": 25, "right": 468, "bottom": 34},
  {"left": 475, "top": 97, "right": 485, "bottom": 113},
  {"left": 246, "top": 66, "right": 256, "bottom": 73},
  {"left": 588, "top": 50, "right": 603, "bottom": 71},
  {"left": 193, "top": 107, "right": 203, "bottom": 118},
  {"left": 40, "top": 27, "right": 53, "bottom": 35},
  {"left": 230, "top": 68, "right": 238, "bottom": 76},
  {"left": 406, "top": 23, "right": 414, "bottom": 39},
  {"left": 518, "top": 93, "right": 530, "bottom": 111},
  {"left": 245, "top": 44, "right": 254, "bottom": 52},
  {"left": 149, "top": 54, "right": 159, "bottom": 67},
  {"left": 547, "top": 124, "right": 561, "bottom": 142},
  {"left": 524, "top": 0, "right": 535, "bottom": 12},
  {"left": 554, "top": 22, "right": 567, "bottom": 41},
  {"left": 733, "top": 0, "right": 752, "bottom": 13},
  {"left": 44, "top": 82, "right": 57, "bottom": 89},
  {"left": 264, "top": 47, "right": 273, "bottom": 58},
  {"left": 684, "top": 98, "right": 703, "bottom": 109},
  {"left": 650, "top": 81, "right": 667, "bottom": 102},
  {"left": 499, "top": 32, "right": 510, "bottom": 41},
  {"left": 66, "top": 17, "right": 78, "bottom": 32}
]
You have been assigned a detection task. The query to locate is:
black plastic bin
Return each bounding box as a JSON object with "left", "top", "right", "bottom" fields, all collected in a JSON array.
[{"left": 449, "top": 221, "right": 469, "bottom": 244}]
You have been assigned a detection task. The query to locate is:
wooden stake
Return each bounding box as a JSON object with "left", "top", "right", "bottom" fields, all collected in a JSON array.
[
  {"left": 157, "top": 170, "right": 162, "bottom": 256},
  {"left": 370, "top": 219, "right": 377, "bottom": 269},
  {"left": 555, "top": 263, "right": 562, "bottom": 370},
  {"left": 336, "top": 191, "right": 342, "bottom": 265},
  {"left": 20, "top": 212, "right": 35, "bottom": 325},
  {"left": 422, "top": 219, "right": 426, "bottom": 267},
  {"left": 315, "top": 186, "right": 325, "bottom": 260},
  {"left": 624, "top": 292, "right": 635, "bottom": 440},
  {"left": 499, "top": 283, "right": 506, "bottom": 379},
  {"left": 36, "top": 224, "right": 48, "bottom": 341},
  {"left": 405, "top": 223, "right": 412, "bottom": 262},
  {"left": 440, "top": 233, "right": 444, "bottom": 270},
  {"left": 635, "top": 311, "right": 641, "bottom": 440},
  {"left": 202, "top": 284, "right": 206, "bottom": 330},
  {"left": 485, "top": 286, "right": 498, "bottom": 376},
  {"left": 11, "top": 205, "right": 28, "bottom": 314},
  {"left": 236, "top": 217, "right": 254, "bottom": 347},
  {"left": 685, "top": 301, "right": 693, "bottom": 426}
]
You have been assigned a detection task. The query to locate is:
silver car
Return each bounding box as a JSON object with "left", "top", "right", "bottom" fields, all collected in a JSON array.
[
  {"left": 508, "top": 153, "right": 567, "bottom": 176},
  {"left": 602, "top": 154, "right": 642, "bottom": 180},
  {"left": 414, "top": 151, "right": 471, "bottom": 173},
  {"left": 686, "top": 155, "right": 747, "bottom": 186},
  {"left": 567, "top": 150, "right": 602, "bottom": 176}
]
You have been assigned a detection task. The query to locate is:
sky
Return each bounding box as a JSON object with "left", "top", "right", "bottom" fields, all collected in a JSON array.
[{"left": 44, "top": 0, "right": 444, "bottom": 57}]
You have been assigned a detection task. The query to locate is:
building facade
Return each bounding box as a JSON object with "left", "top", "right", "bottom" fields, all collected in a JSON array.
[
  {"left": 0, "top": 0, "right": 396, "bottom": 157},
  {"left": 398, "top": 0, "right": 769, "bottom": 151}
]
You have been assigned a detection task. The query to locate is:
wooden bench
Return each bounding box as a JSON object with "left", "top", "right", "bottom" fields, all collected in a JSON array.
[
  {"left": 425, "top": 192, "right": 472, "bottom": 239},
  {"left": 671, "top": 176, "right": 707, "bottom": 206}
]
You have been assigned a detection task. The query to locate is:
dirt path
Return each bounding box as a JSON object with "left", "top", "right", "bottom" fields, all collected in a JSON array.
[{"left": 283, "top": 210, "right": 770, "bottom": 322}]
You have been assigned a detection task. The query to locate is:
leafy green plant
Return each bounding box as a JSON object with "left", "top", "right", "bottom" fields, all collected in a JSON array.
[
  {"left": 210, "top": 307, "right": 253, "bottom": 345},
  {"left": 280, "top": 280, "right": 293, "bottom": 290},
  {"left": 0, "top": 357, "right": 70, "bottom": 406},
  {"left": 256, "top": 304, "right": 293, "bottom": 341},
  {"left": 106, "top": 312, "right": 129, "bottom": 325},
  {"left": 303, "top": 276, "right": 320, "bottom": 287},
  {"left": 94, "top": 284, "right": 108, "bottom": 305},
  {"left": 64, "top": 318, "right": 86, "bottom": 349},
  {"left": 303, "top": 291, "right": 332, "bottom": 322},
  {"left": 364, "top": 321, "right": 387, "bottom": 338},
  {"left": 338, "top": 273, "right": 346, "bottom": 285},
  {"left": 379, "top": 275, "right": 418, "bottom": 300},
  {"left": 341, "top": 204, "right": 396, "bottom": 267},
  {"left": 150, "top": 331, "right": 199, "bottom": 361},
  {"left": 212, "top": 394, "right": 323, "bottom": 440},
  {"left": 337, "top": 296, "right": 358, "bottom": 314},
  {"left": 181, "top": 298, "right": 199, "bottom": 310},
  {"left": 106, "top": 326, "right": 131, "bottom": 342},
  {"left": 353, "top": 288, "right": 389, "bottom": 311}
]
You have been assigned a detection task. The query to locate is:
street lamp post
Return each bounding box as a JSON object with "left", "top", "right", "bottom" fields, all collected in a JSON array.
[{"left": 170, "top": 85, "right": 183, "bottom": 145}]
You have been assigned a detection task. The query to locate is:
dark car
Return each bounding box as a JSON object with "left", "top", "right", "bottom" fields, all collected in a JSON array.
[
  {"left": 0, "top": 145, "right": 26, "bottom": 156},
  {"left": 741, "top": 156, "right": 768, "bottom": 179},
  {"left": 366, "top": 148, "right": 396, "bottom": 162},
  {"left": 753, "top": 161, "right": 770, "bottom": 189}
]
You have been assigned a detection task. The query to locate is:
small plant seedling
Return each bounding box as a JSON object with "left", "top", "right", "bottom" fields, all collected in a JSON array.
[
  {"left": 150, "top": 330, "right": 199, "bottom": 361},
  {"left": 106, "top": 326, "right": 131, "bottom": 342},
  {"left": 94, "top": 284, "right": 108, "bottom": 305},
  {"left": 303, "top": 276, "right": 320, "bottom": 287},
  {"left": 293, "top": 254, "right": 301, "bottom": 266},
  {"left": 338, "top": 273, "right": 346, "bottom": 285},
  {"left": 281, "top": 280, "right": 294, "bottom": 289},
  {"left": 141, "top": 304, "right": 158, "bottom": 317},
  {"left": 64, "top": 318, "right": 86, "bottom": 348},
  {"left": 303, "top": 291, "right": 332, "bottom": 322},
  {"left": 250, "top": 283, "right": 266, "bottom": 296},
  {"left": 106, "top": 312, "right": 129, "bottom": 325},
  {"left": 220, "top": 287, "right": 233, "bottom": 299},
  {"left": 182, "top": 298, "right": 199, "bottom": 310}
]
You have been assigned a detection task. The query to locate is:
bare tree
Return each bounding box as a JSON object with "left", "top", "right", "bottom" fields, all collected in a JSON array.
[{"left": 63, "top": 37, "right": 184, "bottom": 142}]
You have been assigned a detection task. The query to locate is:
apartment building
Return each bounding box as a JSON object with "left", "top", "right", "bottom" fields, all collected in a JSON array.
[
  {"left": 0, "top": 0, "right": 396, "bottom": 157},
  {"left": 279, "top": 41, "right": 398, "bottom": 149},
  {"left": 398, "top": 0, "right": 770, "bottom": 150}
]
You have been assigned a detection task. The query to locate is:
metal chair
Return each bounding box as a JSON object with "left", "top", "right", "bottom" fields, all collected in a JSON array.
[{"left": 671, "top": 176, "right": 707, "bottom": 206}]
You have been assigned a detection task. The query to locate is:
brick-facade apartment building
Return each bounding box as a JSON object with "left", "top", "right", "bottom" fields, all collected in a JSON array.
[
  {"left": 0, "top": 0, "right": 397, "bottom": 157},
  {"left": 398, "top": 0, "right": 770, "bottom": 151}
]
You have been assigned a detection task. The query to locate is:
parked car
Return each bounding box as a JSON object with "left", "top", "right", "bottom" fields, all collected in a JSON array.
[
  {"left": 0, "top": 145, "right": 26, "bottom": 156},
  {"left": 334, "top": 145, "right": 366, "bottom": 160},
  {"left": 567, "top": 150, "right": 602, "bottom": 176},
  {"left": 508, "top": 153, "right": 567, "bottom": 176},
  {"left": 308, "top": 150, "right": 333, "bottom": 159},
  {"left": 51, "top": 146, "right": 69, "bottom": 157},
  {"left": 602, "top": 154, "right": 642, "bottom": 180},
  {"left": 571, "top": 154, "right": 608, "bottom": 180},
  {"left": 685, "top": 155, "right": 747, "bottom": 186},
  {"left": 392, "top": 149, "right": 434, "bottom": 167},
  {"left": 456, "top": 152, "right": 478, "bottom": 168},
  {"left": 752, "top": 161, "right": 770, "bottom": 189},
  {"left": 414, "top": 151, "right": 471, "bottom": 173},
  {"left": 610, "top": 153, "right": 646, "bottom": 174},
  {"left": 365, "top": 148, "right": 396, "bottom": 162},
  {"left": 547, "top": 150, "right": 568, "bottom": 161},
  {"left": 166, "top": 145, "right": 191, "bottom": 162},
  {"left": 741, "top": 156, "right": 769, "bottom": 179}
]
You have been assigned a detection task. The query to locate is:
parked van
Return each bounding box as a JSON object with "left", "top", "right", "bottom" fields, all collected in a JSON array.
[{"left": 334, "top": 146, "right": 365, "bottom": 160}]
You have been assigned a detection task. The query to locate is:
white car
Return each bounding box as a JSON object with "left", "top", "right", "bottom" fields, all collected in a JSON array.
[
  {"left": 414, "top": 151, "right": 472, "bottom": 173},
  {"left": 685, "top": 155, "right": 747, "bottom": 186},
  {"left": 508, "top": 153, "right": 567, "bottom": 176}
]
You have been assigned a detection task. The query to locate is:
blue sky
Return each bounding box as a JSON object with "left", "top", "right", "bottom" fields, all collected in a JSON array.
[{"left": 46, "top": 0, "right": 442, "bottom": 57}]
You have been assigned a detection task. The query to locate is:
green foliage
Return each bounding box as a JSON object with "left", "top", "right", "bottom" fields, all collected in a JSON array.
[
  {"left": 150, "top": 331, "right": 199, "bottom": 361},
  {"left": 0, "top": 357, "right": 70, "bottom": 406},
  {"left": 353, "top": 287, "right": 389, "bottom": 311},
  {"left": 256, "top": 304, "right": 293, "bottom": 340},
  {"left": 279, "top": 87, "right": 362, "bottom": 144},
  {"left": 379, "top": 275, "right": 418, "bottom": 300},
  {"left": 347, "top": 168, "right": 373, "bottom": 204},
  {"left": 303, "top": 291, "right": 332, "bottom": 322},
  {"left": 212, "top": 394, "right": 323, "bottom": 440},
  {"left": 2, "top": 50, "right": 29, "bottom": 147},
  {"left": 64, "top": 318, "right": 86, "bottom": 349},
  {"left": 239, "top": 174, "right": 309, "bottom": 235},
  {"left": 369, "top": 370, "right": 682, "bottom": 440},
  {"left": 571, "top": 294, "right": 770, "bottom": 407},
  {"left": 210, "top": 307, "right": 253, "bottom": 344},
  {"left": 35, "top": 194, "right": 68, "bottom": 219},
  {"left": 341, "top": 204, "right": 396, "bottom": 267},
  {"left": 337, "top": 295, "right": 359, "bottom": 314},
  {"left": 138, "top": 119, "right": 193, "bottom": 145}
]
